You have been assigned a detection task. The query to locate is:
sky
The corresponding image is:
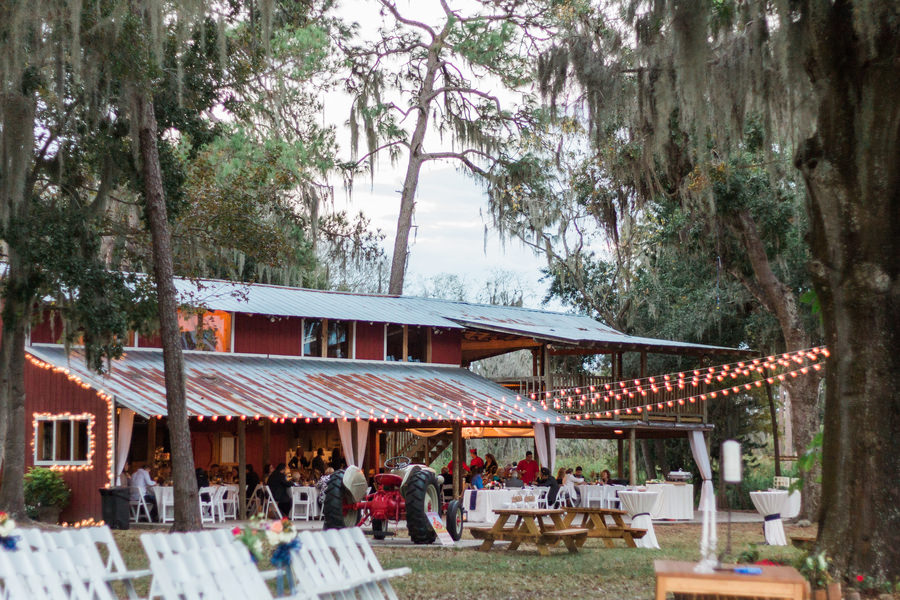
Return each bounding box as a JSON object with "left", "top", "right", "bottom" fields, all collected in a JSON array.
[{"left": 324, "top": 1, "right": 556, "bottom": 309}]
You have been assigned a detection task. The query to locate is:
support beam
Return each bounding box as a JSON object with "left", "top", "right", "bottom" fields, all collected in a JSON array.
[
  {"left": 617, "top": 438, "right": 624, "bottom": 479},
  {"left": 146, "top": 418, "right": 157, "bottom": 466},
  {"left": 542, "top": 344, "right": 553, "bottom": 395},
  {"left": 629, "top": 429, "right": 637, "bottom": 486},
  {"left": 452, "top": 424, "right": 464, "bottom": 499},
  {"left": 262, "top": 420, "right": 271, "bottom": 472},
  {"left": 238, "top": 419, "right": 247, "bottom": 520},
  {"left": 640, "top": 351, "right": 647, "bottom": 378}
]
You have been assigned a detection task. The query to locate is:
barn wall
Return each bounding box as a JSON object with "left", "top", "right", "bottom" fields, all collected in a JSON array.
[
  {"left": 233, "top": 314, "right": 302, "bottom": 356},
  {"left": 30, "top": 310, "right": 64, "bottom": 344},
  {"left": 24, "top": 359, "right": 111, "bottom": 523},
  {"left": 355, "top": 322, "right": 384, "bottom": 360},
  {"left": 431, "top": 328, "right": 462, "bottom": 365}
]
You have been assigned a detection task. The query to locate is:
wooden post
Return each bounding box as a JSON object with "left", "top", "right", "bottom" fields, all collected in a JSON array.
[
  {"left": 452, "top": 424, "right": 464, "bottom": 499},
  {"left": 542, "top": 344, "right": 553, "bottom": 396},
  {"left": 640, "top": 350, "right": 647, "bottom": 377},
  {"left": 617, "top": 438, "right": 624, "bottom": 479},
  {"left": 262, "top": 420, "right": 271, "bottom": 472},
  {"left": 629, "top": 429, "right": 637, "bottom": 486},
  {"left": 146, "top": 417, "right": 157, "bottom": 466},
  {"left": 238, "top": 419, "right": 247, "bottom": 520}
]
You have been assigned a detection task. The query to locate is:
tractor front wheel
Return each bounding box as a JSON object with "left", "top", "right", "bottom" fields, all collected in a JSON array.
[
  {"left": 445, "top": 499, "right": 464, "bottom": 541},
  {"left": 372, "top": 519, "right": 387, "bottom": 540},
  {"left": 404, "top": 469, "right": 440, "bottom": 544},
  {"left": 323, "top": 469, "right": 359, "bottom": 529}
]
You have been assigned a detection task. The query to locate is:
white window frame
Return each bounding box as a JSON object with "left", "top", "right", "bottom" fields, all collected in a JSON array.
[{"left": 33, "top": 414, "right": 94, "bottom": 466}]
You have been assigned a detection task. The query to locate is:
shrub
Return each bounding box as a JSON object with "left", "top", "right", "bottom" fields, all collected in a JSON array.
[{"left": 24, "top": 467, "right": 71, "bottom": 518}]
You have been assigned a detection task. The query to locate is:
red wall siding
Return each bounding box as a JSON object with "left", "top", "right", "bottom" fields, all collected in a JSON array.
[
  {"left": 233, "top": 314, "right": 302, "bottom": 356},
  {"left": 188, "top": 420, "right": 293, "bottom": 474},
  {"left": 24, "top": 360, "right": 111, "bottom": 524},
  {"left": 355, "top": 322, "right": 384, "bottom": 360},
  {"left": 137, "top": 331, "right": 162, "bottom": 348},
  {"left": 30, "top": 310, "right": 64, "bottom": 344},
  {"left": 431, "top": 328, "right": 462, "bottom": 365}
]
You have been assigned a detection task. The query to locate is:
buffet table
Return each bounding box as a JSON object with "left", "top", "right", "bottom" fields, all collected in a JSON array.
[{"left": 645, "top": 483, "right": 694, "bottom": 520}]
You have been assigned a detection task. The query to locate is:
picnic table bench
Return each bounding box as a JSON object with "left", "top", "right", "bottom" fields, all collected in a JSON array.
[
  {"left": 470, "top": 508, "right": 588, "bottom": 556},
  {"left": 791, "top": 535, "right": 817, "bottom": 551},
  {"left": 561, "top": 506, "right": 647, "bottom": 548}
]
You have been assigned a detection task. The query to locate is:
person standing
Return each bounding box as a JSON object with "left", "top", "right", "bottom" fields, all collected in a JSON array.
[
  {"left": 517, "top": 451, "right": 539, "bottom": 485},
  {"left": 468, "top": 448, "right": 484, "bottom": 471},
  {"left": 311, "top": 448, "right": 326, "bottom": 474}
]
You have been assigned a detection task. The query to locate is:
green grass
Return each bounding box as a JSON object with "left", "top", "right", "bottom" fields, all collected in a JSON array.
[{"left": 108, "top": 521, "right": 815, "bottom": 599}]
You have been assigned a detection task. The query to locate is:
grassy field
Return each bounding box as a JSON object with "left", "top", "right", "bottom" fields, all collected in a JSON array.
[{"left": 106, "top": 520, "right": 817, "bottom": 599}]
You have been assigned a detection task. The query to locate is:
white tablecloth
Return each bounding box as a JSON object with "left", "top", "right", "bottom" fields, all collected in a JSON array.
[
  {"left": 463, "top": 489, "right": 536, "bottom": 522},
  {"left": 750, "top": 490, "right": 789, "bottom": 545},
  {"left": 786, "top": 489, "right": 801, "bottom": 519},
  {"left": 645, "top": 483, "right": 694, "bottom": 520},
  {"left": 618, "top": 490, "right": 661, "bottom": 549}
]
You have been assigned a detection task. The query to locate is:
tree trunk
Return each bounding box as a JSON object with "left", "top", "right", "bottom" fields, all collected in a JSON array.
[
  {"left": 133, "top": 90, "right": 201, "bottom": 531},
  {"left": 387, "top": 42, "right": 442, "bottom": 295},
  {"left": 795, "top": 0, "right": 900, "bottom": 580}
]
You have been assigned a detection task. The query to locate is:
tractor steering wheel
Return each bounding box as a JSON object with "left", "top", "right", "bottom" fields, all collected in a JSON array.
[{"left": 384, "top": 455, "right": 411, "bottom": 470}]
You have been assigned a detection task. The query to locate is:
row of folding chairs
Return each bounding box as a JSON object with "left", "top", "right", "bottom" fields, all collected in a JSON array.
[
  {"left": 3, "top": 526, "right": 150, "bottom": 600},
  {"left": 131, "top": 485, "right": 241, "bottom": 525},
  {"left": 141, "top": 526, "right": 409, "bottom": 600},
  {"left": 246, "top": 484, "right": 317, "bottom": 521}
]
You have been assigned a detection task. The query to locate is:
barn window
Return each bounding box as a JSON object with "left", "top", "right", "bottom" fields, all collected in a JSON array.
[{"left": 33, "top": 415, "right": 93, "bottom": 466}]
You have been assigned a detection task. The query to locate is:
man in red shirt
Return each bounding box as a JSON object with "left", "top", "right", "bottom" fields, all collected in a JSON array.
[
  {"left": 468, "top": 448, "right": 484, "bottom": 470},
  {"left": 517, "top": 450, "right": 539, "bottom": 485}
]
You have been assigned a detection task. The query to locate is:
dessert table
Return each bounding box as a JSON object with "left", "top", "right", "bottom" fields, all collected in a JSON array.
[
  {"left": 645, "top": 483, "right": 694, "bottom": 520},
  {"left": 618, "top": 490, "right": 661, "bottom": 549},
  {"left": 750, "top": 490, "right": 789, "bottom": 545}
]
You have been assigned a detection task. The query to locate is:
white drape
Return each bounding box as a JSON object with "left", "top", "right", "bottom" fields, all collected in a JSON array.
[
  {"left": 115, "top": 408, "right": 135, "bottom": 485},
  {"left": 337, "top": 420, "right": 369, "bottom": 467},
  {"left": 689, "top": 430, "right": 717, "bottom": 572},
  {"left": 533, "top": 424, "right": 556, "bottom": 473},
  {"left": 354, "top": 421, "right": 368, "bottom": 467}
]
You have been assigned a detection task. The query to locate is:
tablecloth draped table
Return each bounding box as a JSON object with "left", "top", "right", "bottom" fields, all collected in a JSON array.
[
  {"left": 645, "top": 483, "right": 695, "bottom": 520},
  {"left": 462, "top": 489, "right": 521, "bottom": 523},
  {"left": 618, "top": 490, "right": 661, "bottom": 549},
  {"left": 785, "top": 490, "right": 801, "bottom": 519},
  {"left": 750, "top": 490, "right": 789, "bottom": 546}
]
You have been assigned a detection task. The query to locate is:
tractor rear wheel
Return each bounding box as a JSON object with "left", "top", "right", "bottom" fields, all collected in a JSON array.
[
  {"left": 323, "top": 469, "right": 359, "bottom": 529},
  {"left": 404, "top": 469, "right": 439, "bottom": 544}
]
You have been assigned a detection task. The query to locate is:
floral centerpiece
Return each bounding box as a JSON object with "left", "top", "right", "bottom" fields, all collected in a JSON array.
[
  {"left": 232, "top": 516, "right": 301, "bottom": 594},
  {"left": 0, "top": 511, "right": 19, "bottom": 550}
]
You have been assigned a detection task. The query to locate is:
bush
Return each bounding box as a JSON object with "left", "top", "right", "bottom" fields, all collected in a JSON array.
[{"left": 24, "top": 467, "right": 71, "bottom": 518}]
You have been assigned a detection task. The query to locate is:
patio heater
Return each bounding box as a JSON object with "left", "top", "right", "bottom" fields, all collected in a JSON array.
[{"left": 720, "top": 440, "right": 742, "bottom": 560}]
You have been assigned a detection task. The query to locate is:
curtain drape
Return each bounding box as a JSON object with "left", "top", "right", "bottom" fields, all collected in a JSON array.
[
  {"left": 337, "top": 420, "right": 369, "bottom": 468},
  {"left": 115, "top": 408, "right": 135, "bottom": 485},
  {"left": 689, "top": 430, "right": 717, "bottom": 572}
]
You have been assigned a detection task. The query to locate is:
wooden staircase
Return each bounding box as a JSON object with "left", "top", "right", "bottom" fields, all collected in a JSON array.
[{"left": 384, "top": 431, "right": 452, "bottom": 466}]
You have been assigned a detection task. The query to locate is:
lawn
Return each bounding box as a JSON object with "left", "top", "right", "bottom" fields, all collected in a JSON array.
[{"left": 107, "top": 520, "right": 812, "bottom": 599}]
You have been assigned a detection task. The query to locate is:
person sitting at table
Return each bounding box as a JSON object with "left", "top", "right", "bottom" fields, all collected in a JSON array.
[
  {"left": 440, "top": 466, "right": 452, "bottom": 488},
  {"left": 267, "top": 463, "right": 293, "bottom": 517},
  {"left": 469, "top": 467, "right": 485, "bottom": 490},
  {"left": 556, "top": 467, "right": 567, "bottom": 484},
  {"left": 262, "top": 463, "right": 273, "bottom": 484},
  {"left": 535, "top": 467, "right": 560, "bottom": 507},
  {"left": 483, "top": 453, "right": 499, "bottom": 476},
  {"left": 599, "top": 469, "right": 612, "bottom": 484},
  {"left": 505, "top": 470, "right": 525, "bottom": 488},
  {"left": 131, "top": 463, "right": 158, "bottom": 519},
  {"left": 564, "top": 468, "right": 585, "bottom": 504},
  {"left": 243, "top": 463, "right": 260, "bottom": 498},
  {"left": 316, "top": 467, "right": 334, "bottom": 510},
  {"left": 195, "top": 467, "right": 210, "bottom": 489}
]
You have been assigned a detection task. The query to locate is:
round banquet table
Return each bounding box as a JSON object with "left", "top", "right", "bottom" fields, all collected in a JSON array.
[
  {"left": 618, "top": 490, "right": 661, "bottom": 549},
  {"left": 462, "top": 489, "right": 522, "bottom": 523},
  {"left": 750, "top": 490, "right": 789, "bottom": 545},
  {"left": 645, "top": 483, "right": 695, "bottom": 520}
]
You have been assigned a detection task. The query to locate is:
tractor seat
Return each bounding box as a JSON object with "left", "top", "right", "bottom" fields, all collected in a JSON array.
[{"left": 375, "top": 473, "right": 403, "bottom": 488}]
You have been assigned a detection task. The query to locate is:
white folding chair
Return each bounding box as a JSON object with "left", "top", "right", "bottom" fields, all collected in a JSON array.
[
  {"left": 157, "top": 486, "right": 174, "bottom": 523},
  {"left": 290, "top": 487, "right": 314, "bottom": 521},
  {"left": 129, "top": 486, "right": 153, "bottom": 523},
  {"left": 321, "top": 528, "right": 410, "bottom": 600},
  {"left": 220, "top": 485, "right": 239, "bottom": 520},
  {"left": 533, "top": 486, "right": 550, "bottom": 509},
  {"left": 0, "top": 546, "right": 96, "bottom": 600},
  {"left": 247, "top": 483, "right": 266, "bottom": 516},
  {"left": 198, "top": 486, "right": 218, "bottom": 524},
  {"left": 263, "top": 485, "right": 283, "bottom": 519}
]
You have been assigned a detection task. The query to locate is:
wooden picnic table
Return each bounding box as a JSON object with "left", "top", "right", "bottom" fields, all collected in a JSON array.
[
  {"left": 469, "top": 508, "right": 588, "bottom": 556},
  {"left": 561, "top": 506, "right": 647, "bottom": 548},
  {"left": 654, "top": 560, "right": 809, "bottom": 600}
]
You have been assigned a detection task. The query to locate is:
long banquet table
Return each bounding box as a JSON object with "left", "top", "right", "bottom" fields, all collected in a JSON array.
[
  {"left": 462, "top": 488, "right": 534, "bottom": 523},
  {"left": 645, "top": 483, "right": 694, "bottom": 520}
]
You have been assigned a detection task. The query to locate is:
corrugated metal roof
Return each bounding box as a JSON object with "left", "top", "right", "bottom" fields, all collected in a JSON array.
[
  {"left": 173, "top": 276, "right": 744, "bottom": 354},
  {"left": 26, "top": 345, "right": 562, "bottom": 424}
]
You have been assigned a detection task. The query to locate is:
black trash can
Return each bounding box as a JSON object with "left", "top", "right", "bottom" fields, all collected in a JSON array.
[{"left": 99, "top": 487, "right": 131, "bottom": 530}]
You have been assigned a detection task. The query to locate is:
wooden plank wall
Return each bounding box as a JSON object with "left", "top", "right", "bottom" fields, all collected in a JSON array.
[
  {"left": 355, "top": 322, "right": 385, "bottom": 360},
  {"left": 24, "top": 360, "right": 111, "bottom": 523},
  {"left": 431, "top": 328, "right": 463, "bottom": 365},
  {"left": 233, "top": 313, "right": 302, "bottom": 356}
]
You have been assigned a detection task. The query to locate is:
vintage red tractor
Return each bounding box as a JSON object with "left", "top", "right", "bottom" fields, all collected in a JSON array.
[{"left": 323, "top": 456, "right": 464, "bottom": 544}]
